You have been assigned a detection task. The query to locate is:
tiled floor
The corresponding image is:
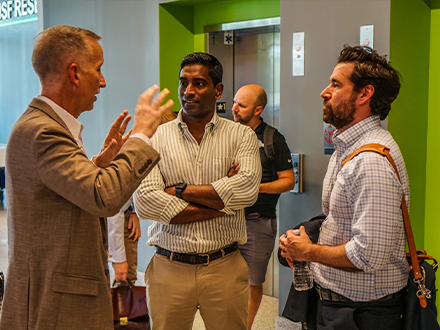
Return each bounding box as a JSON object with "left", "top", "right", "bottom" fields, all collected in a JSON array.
[{"left": 0, "top": 197, "right": 280, "bottom": 329}]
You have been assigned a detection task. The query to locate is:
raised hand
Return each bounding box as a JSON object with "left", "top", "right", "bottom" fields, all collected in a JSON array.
[
  {"left": 132, "top": 85, "right": 174, "bottom": 138},
  {"left": 93, "top": 110, "right": 132, "bottom": 167}
]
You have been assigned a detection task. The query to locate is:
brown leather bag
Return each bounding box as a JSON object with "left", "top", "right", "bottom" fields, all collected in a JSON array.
[{"left": 111, "top": 281, "right": 150, "bottom": 329}]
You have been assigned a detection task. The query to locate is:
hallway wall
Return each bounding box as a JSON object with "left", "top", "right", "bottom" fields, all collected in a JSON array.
[
  {"left": 426, "top": 6, "right": 440, "bottom": 312},
  {"left": 390, "top": 0, "right": 430, "bottom": 254},
  {"left": 42, "top": 0, "right": 162, "bottom": 156}
]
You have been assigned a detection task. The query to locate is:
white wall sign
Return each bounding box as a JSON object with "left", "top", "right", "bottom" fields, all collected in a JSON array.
[
  {"left": 0, "top": 0, "right": 38, "bottom": 21},
  {"left": 360, "top": 25, "right": 374, "bottom": 49}
]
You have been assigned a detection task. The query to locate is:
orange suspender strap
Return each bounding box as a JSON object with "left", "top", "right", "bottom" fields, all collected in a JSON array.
[{"left": 342, "top": 144, "right": 424, "bottom": 304}]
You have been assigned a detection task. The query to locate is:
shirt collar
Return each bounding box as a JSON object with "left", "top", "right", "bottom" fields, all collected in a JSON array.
[
  {"left": 176, "top": 109, "right": 219, "bottom": 133},
  {"left": 254, "top": 118, "right": 267, "bottom": 134},
  {"left": 36, "top": 95, "right": 86, "bottom": 155},
  {"left": 332, "top": 115, "right": 381, "bottom": 153}
]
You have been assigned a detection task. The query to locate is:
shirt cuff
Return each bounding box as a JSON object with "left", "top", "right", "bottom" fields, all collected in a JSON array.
[
  {"left": 158, "top": 196, "right": 189, "bottom": 224},
  {"left": 129, "top": 133, "right": 151, "bottom": 146},
  {"left": 211, "top": 178, "right": 235, "bottom": 215},
  {"left": 345, "top": 240, "right": 373, "bottom": 272},
  {"left": 122, "top": 197, "right": 133, "bottom": 211},
  {"left": 108, "top": 250, "right": 127, "bottom": 263}
]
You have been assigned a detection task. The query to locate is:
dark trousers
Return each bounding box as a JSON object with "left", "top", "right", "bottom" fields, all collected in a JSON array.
[{"left": 317, "top": 290, "right": 405, "bottom": 330}]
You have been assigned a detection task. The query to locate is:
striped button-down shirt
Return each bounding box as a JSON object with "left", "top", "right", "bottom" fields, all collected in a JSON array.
[
  {"left": 311, "top": 115, "right": 410, "bottom": 301},
  {"left": 134, "top": 110, "right": 261, "bottom": 253}
]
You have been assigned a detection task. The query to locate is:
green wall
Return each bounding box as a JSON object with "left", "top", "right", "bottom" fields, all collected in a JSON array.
[
  {"left": 391, "top": 0, "right": 440, "bottom": 318},
  {"left": 159, "top": 4, "right": 195, "bottom": 112},
  {"left": 192, "top": 0, "right": 280, "bottom": 34},
  {"left": 390, "top": 0, "right": 430, "bottom": 248},
  {"left": 426, "top": 7, "right": 440, "bottom": 317},
  {"left": 159, "top": 0, "right": 280, "bottom": 112}
]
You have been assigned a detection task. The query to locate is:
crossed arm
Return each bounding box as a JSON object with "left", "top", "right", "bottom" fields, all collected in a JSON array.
[{"left": 163, "top": 162, "right": 240, "bottom": 224}]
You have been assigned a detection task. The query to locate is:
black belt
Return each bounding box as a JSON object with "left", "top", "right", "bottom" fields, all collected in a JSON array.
[
  {"left": 316, "top": 285, "right": 401, "bottom": 303},
  {"left": 155, "top": 243, "right": 238, "bottom": 265}
]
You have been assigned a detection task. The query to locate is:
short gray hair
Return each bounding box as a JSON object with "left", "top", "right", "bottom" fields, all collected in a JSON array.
[{"left": 32, "top": 25, "right": 101, "bottom": 83}]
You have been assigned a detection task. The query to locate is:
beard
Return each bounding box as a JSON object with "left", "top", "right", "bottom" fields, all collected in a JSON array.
[
  {"left": 322, "top": 92, "right": 357, "bottom": 129},
  {"left": 233, "top": 110, "right": 254, "bottom": 125}
]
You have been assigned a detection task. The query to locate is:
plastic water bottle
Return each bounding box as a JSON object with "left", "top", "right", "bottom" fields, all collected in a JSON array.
[
  {"left": 293, "top": 260, "right": 313, "bottom": 291},
  {"left": 291, "top": 229, "right": 314, "bottom": 291}
]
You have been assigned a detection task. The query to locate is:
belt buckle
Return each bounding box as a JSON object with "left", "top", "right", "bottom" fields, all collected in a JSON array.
[
  {"left": 199, "top": 253, "right": 210, "bottom": 265},
  {"left": 316, "top": 287, "right": 330, "bottom": 301},
  {"left": 321, "top": 290, "right": 331, "bottom": 301}
]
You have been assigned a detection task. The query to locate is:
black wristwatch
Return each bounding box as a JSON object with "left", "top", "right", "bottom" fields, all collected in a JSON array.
[{"left": 175, "top": 182, "right": 187, "bottom": 199}]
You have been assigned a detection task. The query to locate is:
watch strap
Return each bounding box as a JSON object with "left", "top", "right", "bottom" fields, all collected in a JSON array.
[{"left": 175, "top": 182, "right": 187, "bottom": 199}]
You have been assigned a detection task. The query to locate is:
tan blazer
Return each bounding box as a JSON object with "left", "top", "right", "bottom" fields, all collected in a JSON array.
[{"left": 0, "top": 99, "right": 159, "bottom": 330}]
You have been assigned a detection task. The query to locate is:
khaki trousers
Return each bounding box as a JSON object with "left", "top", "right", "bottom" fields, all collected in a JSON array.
[
  {"left": 145, "top": 249, "right": 249, "bottom": 330},
  {"left": 123, "top": 210, "right": 138, "bottom": 283}
]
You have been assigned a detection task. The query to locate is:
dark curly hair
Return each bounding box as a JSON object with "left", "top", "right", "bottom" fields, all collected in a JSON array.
[
  {"left": 180, "top": 52, "right": 223, "bottom": 87},
  {"left": 337, "top": 45, "right": 401, "bottom": 120}
]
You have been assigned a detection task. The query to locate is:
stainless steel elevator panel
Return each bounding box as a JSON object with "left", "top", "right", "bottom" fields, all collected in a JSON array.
[
  {"left": 234, "top": 26, "right": 280, "bottom": 128},
  {"left": 206, "top": 22, "right": 280, "bottom": 298},
  {"left": 207, "top": 31, "right": 234, "bottom": 120},
  {"left": 207, "top": 26, "right": 280, "bottom": 129}
]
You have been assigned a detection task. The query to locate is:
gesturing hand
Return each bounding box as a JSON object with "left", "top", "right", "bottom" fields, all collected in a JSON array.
[
  {"left": 93, "top": 110, "right": 132, "bottom": 167},
  {"left": 132, "top": 85, "right": 174, "bottom": 138}
]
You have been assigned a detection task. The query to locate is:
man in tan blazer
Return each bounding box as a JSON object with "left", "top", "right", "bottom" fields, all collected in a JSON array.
[{"left": 0, "top": 25, "right": 173, "bottom": 330}]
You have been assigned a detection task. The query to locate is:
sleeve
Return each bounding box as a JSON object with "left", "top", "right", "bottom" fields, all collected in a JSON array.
[
  {"left": 108, "top": 209, "right": 126, "bottom": 263},
  {"left": 211, "top": 127, "right": 262, "bottom": 214},
  {"left": 108, "top": 197, "right": 133, "bottom": 263},
  {"left": 133, "top": 136, "right": 189, "bottom": 225},
  {"left": 274, "top": 131, "right": 293, "bottom": 172},
  {"left": 343, "top": 153, "right": 404, "bottom": 272},
  {"left": 36, "top": 125, "right": 160, "bottom": 217}
]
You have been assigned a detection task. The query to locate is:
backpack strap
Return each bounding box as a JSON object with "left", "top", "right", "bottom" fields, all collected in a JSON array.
[
  {"left": 263, "top": 124, "right": 276, "bottom": 162},
  {"left": 342, "top": 143, "right": 425, "bottom": 306},
  {"left": 262, "top": 124, "right": 277, "bottom": 180}
]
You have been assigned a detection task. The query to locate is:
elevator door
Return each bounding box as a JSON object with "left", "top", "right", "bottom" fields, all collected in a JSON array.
[{"left": 207, "top": 24, "right": 280, "bottom": 298}]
